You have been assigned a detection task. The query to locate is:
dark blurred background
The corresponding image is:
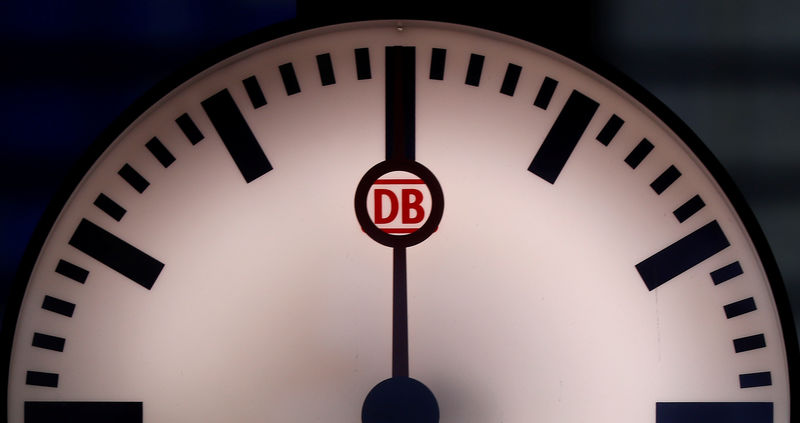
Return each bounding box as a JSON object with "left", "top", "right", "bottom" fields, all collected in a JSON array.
[{"left": 1, "top": 1, "right": 799, "bottom": 338}]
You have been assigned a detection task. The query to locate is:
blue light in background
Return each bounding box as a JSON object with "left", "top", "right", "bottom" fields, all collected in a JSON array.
[{"left": 0, "top": 0, "right": 297, "bottom": 319}]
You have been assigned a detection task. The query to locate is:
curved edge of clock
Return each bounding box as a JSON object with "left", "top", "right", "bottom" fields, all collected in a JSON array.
[{"left": 1, "top": 16, "right": 798, "bottom": 420}]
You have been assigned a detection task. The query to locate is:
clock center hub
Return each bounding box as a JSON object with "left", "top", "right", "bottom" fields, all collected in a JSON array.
[
  {"left": 355, "top": 160, "right": 444, "bottom": 248},
  {"left": 362, "top": 377, "right": 439, "bottom": 423}
]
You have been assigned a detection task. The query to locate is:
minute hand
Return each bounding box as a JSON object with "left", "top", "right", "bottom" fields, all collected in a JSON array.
[
  {"left": 386, "top": 46, "right": 416, "bottom": 161},
  {"left": 385, "top": 45, "right": 416, "bottom": 378}
]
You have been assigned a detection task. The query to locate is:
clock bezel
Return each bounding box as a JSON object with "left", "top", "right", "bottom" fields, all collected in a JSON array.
[{"left": 1, "top": 17, "right": 797, "bottom": 418}]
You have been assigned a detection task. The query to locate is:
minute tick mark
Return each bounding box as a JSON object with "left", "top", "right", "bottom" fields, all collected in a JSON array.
[
  {"left": 650, "top": 165, "right": 681, "bottom": 194},
  {"left": 176, "top": 113, "right": 204, "bottom": 145},
  {"left": 279, "top": 62, "right": 301, "bottom": 95},
  {"left": 429, "top": 48, "right": 446, "bottom": 80},
  {"left": 355, "top": 48, "right": 372, "bottom": 80},
  {"left": 316, "top": 53, "right": 336, "bottom": 86},
  {"left": 145, "top": 137, "right": 175, "bottom": 168},
  {"left": 41, "top": 295, "right": 74, "bottom": 317},
  {"left": 711, "top": 261, "right": 743, "bottom": 285},
  {"left": 465, "top": 53, "right": 484, "bottom": 87},
  {"left": 533, "top": 76, "right": 558, "bottom": 110},
  {"left": 242, "top": 75, "right": 267, "bottom": 109},
  {"left": 118, "top": 164, "right": 149, "bottom": 193},
  {"left": 55, "top": 259, "right": 88, "bottom": 283},
  {"left": 26, "top": 371, "right": 58, "bottom": 388},
  {"left": 500, "top": 63, "right": 521, "bottom": 96},
  {"left": 673, "top": 195, "right": 705, "bottom": 223},
  {"left": 93, "top": 193, "right": 126, "bottom": 221},
  {"left": 625, "top": 139, "right": 654, "bottom": 169},
  {"left": 596, "top": 114, "right": 623, "bottom": 145},
  {"left": 725, "top": 297, "right": 757, "bottom": 318},
  {"left": 32, "top": 332, "right": 65, "bottom": 352}
]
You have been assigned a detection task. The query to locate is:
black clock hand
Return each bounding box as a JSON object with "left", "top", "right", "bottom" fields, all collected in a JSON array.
[
  {"left": 360, "top": 45, "right": 438, "bottom": 423},
  {"left": 386, "top": 45, "right": 415, "bottom": 378},
  {"left": 392, "top": 246, "right": 408, "bottom": 378}
]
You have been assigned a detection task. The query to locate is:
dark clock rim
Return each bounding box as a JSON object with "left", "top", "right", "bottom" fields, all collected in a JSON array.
[{"left": 1, "top": 17, "right": 797, "bottom": 415}]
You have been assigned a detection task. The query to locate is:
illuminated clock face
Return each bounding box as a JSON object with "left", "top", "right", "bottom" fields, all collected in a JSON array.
[{"left": 3, "top": 20, "right": 794, "bottom": 422}]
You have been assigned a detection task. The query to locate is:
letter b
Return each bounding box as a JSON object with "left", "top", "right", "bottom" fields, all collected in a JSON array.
[{"left": 402, "top": 189, "right": 425, "bottom": 224}]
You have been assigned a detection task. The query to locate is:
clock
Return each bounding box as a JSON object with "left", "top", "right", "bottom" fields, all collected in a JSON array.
[{"left": 1, "top": 19, "right": 796, "bottom": 422}]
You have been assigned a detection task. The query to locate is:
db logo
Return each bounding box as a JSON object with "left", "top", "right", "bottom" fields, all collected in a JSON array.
[
  {"left": 366, "top": 171, "right": 432, "bottom": 235},
  {"left": 355, "top": 160, "right": 443, "bottom": 247}
]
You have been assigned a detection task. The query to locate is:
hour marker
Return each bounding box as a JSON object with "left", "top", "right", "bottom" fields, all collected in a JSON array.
[
  {"left": 625, "top": 138, "right": 654, "bottom": 169},
  {"left": 32, "top": 332, "right": 65, "bottom": 352},
  {"left": 355, "top": 48, "right": 371, "bottom": 80},
  {"left": 118, "top": 164, "right": 149, "bottom": 193},
  {"left": 528, "top": 90, "right": 599, "bottom": 184},
  {"left": 201, "top": 88, "right": 273, "bottom": 183},
  {"left": 533, "top": 76, "right": 558, "bottom": 110},
  {"left": 25, "top": 401, "right": 143, "bottom": 423},
  {"left": 242, "top": 75, "right": 267, "bottom": 109},
  {"left": 41, "top": 295, "right": 74, "bottom": 317},
  {"left": 740, "top": 371, "right": 772, "bottom": 388},
  {"left": 68, "top": 219, "right": 164, "bottom": 290},
  {"left": 175, "top": 113, "right": 204, "bottom": 145},
  {"left": 651, "top": 165, "right": 681, "bottom": 194},
  {"left": 711, "top": 261, "right": 743, "bottom": 285},
  {"left": 145, "top": 137, "right": 175, "bottom": 168},
  {"left": 725, "top": 297, "right": 757, "bottom": 318},
  {"left": 26, "top": 371, "right": 58, "bottom": 388},
  {"left": 465, "top": 53, "right": 484, "bottom": 86},
  {"left": 55, "top": 259, "right": 88, "bottom": 283},
  {"left": 733, "top": 334, "right": 766, "bottom": 353},
  {"left": 596, "top": 114, "right": 623, "bottom": 146},
  {"left": 279, "top": 62, "right": 301, "bottom": 95},
  {"left": 316, "top": 53, "right": 336, "bottom": 86},
  {"left": 93, "top": 193, "right": 126, "bottom": 221},
  {"left": 636, "top": 220, "right": 730, "bottom": 291},
  {"left": 656, "top": 402, "right": 772, "bottom": 423},
  {"left": 430, "top": 48, "right": 446, "bottom": 80},
  {"left": 673, "top": 195, "right": 705, "bottom": 223},
  {"left": 500, "top": 63, "right": 522, "bottom": 96},
  {"left": 385, "top": 46, "right": 416, "bottom": 161}
]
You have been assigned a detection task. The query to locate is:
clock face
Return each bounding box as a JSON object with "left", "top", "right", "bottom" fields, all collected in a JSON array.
[{"left": 2, "top": 20, "right": 795, "bottom": 422}]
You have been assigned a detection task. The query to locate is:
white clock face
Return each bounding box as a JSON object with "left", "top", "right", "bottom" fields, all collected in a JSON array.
[{"left": 3, "top": 20, "right": 794, "bottom": 422}]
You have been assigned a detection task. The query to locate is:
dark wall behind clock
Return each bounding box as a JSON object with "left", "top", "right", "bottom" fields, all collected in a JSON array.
[{"left": 1, "top": 0, "right": 799, "bottom": 339}]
